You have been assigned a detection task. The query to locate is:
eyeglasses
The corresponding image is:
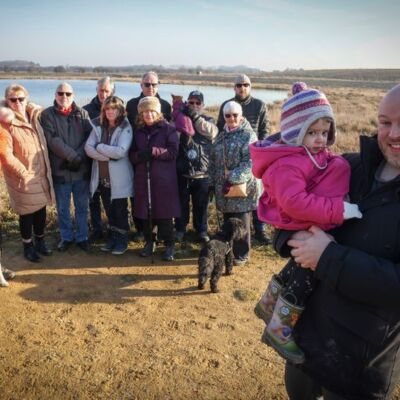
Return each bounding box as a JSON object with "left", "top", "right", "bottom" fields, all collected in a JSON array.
[
  {"left": 235, "top": 83, "right": 250, "bottom": 88},
  {"left": 188, "top": 101, "right": 201, "bottom": 106},
  {"left": 8, "top": 97, "right": 26, "bottom": 103},
  {"left": 57, "top": 92, "right": 73, "bottom": 97},
  {"left": 143, "top": 83, "right": 158, "bottom": 88},
  {"left": 225, "top": 113, "right": 239, "bottom": 119}
]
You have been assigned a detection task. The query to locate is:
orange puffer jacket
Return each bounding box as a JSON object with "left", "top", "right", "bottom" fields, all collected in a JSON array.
[{"left": 0, "top": 103, "right": 54, "bottom": 215}]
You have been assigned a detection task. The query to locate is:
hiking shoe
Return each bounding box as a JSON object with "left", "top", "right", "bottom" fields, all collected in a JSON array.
[
  {"left": 76, "top": 240, "right": 91, "bottom": 253},
  {"left": 57, "top": 239, "right": 73, "bottom": 252},
  {"left": 140, "top": 242, "right": 155, "bottom": 257}
]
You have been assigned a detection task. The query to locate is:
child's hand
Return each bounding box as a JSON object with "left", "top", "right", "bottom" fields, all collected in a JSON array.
[{"left": 343, "top": 202, "right": 362, "bottom": 220}]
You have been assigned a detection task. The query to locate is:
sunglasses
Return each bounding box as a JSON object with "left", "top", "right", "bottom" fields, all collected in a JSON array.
[
  {"left": 8, "top": 97, "right": 26, "bottom": 103},
  {"left": 188, "top": 101, "right": 202, "bottom": 106},
  {"left": 143, "top": 83, "right": 158, "bottom": 88},
  {"left": 225, "top": 113, "right": 239, "bottom": 119},
  {"left": 57, "top": 92, "right": 73, "bottom": 97},
  {"left": 235, "top": 83, "right": 250, "bottom": 88}
]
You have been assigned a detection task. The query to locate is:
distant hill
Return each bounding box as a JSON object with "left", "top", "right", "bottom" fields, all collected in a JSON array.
[{"left": 0, "top": 60, "right": 40, "bottom": 70}]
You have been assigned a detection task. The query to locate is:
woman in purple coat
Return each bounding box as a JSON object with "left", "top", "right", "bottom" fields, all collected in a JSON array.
[{"left": 130, "top": 96, "right": 180, "bottom": 261}]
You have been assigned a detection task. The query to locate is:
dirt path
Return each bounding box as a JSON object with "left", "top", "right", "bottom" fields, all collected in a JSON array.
[{"left": 0, "top": 238, "right": 289, "bottom": 400}]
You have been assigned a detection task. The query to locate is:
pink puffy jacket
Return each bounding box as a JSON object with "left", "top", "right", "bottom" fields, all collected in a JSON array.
[{"left": 250, "top": 138, "right": 351, "bottom": 231}]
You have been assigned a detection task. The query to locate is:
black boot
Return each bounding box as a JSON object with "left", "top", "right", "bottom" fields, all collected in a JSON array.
[
  {"left": 140, "top": 241, "right": 155, "bottom": 257},
  {"left": 23, "top": 241, "right": 40, "bottom": 262},
  {"left": 163, "top": 243, "right": 175, "bottom": 261},
  {"left": 34, "top": 236, "right": 52, "bottom": 256}
]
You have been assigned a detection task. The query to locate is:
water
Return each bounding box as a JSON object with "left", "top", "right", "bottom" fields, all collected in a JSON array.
[{"left": 0, "top": 79, "right": 288, "bottom": 108}]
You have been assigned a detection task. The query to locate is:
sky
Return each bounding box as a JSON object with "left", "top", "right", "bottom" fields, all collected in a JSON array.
[{"left": 0, "top": 0, "right": 399, "bottom": 71}]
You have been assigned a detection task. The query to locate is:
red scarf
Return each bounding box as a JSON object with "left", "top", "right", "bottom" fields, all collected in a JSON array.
[{"left": 58, "top": 106, "right": 73, "bottom": 116}]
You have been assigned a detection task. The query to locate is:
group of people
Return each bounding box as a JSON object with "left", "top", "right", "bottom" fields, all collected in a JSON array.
[
  {"left": 1, "top": 69, "right": 400, "bottom": 399},
  {"left": 0, "top": 72, "right": 270, "bottom": 265}
]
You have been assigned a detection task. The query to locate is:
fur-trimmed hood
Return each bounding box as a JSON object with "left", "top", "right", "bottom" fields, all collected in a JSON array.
[{"left": 0, "top": 101, "right": 42, "bottom": 125}]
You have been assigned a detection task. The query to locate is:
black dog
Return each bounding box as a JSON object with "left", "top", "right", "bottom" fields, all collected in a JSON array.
[{"left": 198, "top": 218, "right": 247, "bottom": 293}]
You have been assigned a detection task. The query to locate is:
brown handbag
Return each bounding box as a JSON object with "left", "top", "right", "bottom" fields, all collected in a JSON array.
[{"left": 223, "top": 135, "right": 247, "bottom": 198}]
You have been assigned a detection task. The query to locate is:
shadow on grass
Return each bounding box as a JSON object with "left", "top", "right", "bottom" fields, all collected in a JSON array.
[
  {"left": 1, "top": 238, "right": 214, "bottom": 304},
  {"left": 16, "top": 270, "right": 209, "bottom": 304}
]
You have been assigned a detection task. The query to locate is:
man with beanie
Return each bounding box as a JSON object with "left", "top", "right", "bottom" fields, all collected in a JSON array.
[
  {"left": 126, "top": 71, "right": 172, "bottom": 241},
  {"left": 218, "top": 74, "right": 271, "bottom": 245},
  {"left": 83, "top": 77, "right": 115, "bottom": 243},
  {"left": 175, "top": 90, "right": 218, "bottom": 243},
  {"left": 40, "top": 83, "right": 92, "bottom": 252},
  {"left": 275, "top": 83, "right": 400, "bottom": 399}
]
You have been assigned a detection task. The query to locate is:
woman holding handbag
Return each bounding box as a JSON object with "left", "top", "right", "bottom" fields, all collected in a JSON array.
[{"left": 209, "top": 101, "right": 258, "bottom": 265}]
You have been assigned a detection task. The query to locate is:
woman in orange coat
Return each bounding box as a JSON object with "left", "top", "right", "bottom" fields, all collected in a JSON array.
[{"left": 0, "top": 84, "right": 54, "bottom": 262}]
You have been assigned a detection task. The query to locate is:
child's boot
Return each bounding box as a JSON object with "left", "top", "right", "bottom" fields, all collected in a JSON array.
[
  {"left": 254, "top": 275, "right": 283, "bottom": 324},
  {"left": 34, "top": 235, "right": 53, "bottom": 256},
  {"left": 261, "top": 294, "right": 305, "bottom": 364},
  {"left": 23, "top": 240, "right": 40, "bottom": 262}
]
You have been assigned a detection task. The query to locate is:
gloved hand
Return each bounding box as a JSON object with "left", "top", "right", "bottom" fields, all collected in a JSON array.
[
  {"left": 208, "top": 186, "right": 215, "bottom": 202},
  {"left": 343, "top": 201, "right": 362, "bottom": 220},
  {"left": 67, "top": 155, "right": 83, "bottom": 172},
  {"left": 181, "top": 103, "right": 199, "bottom": 121},
  {"left": 222, "top": 181, "right": 232, "bottom": 195},
  {"left": 138, "top": 148, "right": 152, "bottom": 163}
]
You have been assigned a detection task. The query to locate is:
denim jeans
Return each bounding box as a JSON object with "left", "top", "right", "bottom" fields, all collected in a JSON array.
[
  {"left": 54, "top": 180, "right": 89, "bottom": 242},
  {"left": 175, "top": 176, "right": 209, "bottom": 234}
]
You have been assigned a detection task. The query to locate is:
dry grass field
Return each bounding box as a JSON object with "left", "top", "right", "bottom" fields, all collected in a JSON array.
[{"left": 1, "top": 84, "right": 399, "bottom": 400}]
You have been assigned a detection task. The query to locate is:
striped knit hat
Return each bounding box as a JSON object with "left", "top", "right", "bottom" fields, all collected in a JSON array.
[{"left": 280, "top": 82, "right": 336, "bottom": 146}]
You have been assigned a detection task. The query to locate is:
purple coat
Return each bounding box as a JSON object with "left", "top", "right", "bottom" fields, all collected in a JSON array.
[{"left": 130, "top": 120, "right": 180, "bottom": 219}]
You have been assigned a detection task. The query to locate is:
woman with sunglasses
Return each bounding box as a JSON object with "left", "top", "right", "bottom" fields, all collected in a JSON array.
[
  {"left": 85, "top": 96, "right": 133, "bottom": 255},
  {"left": 209, "top": 100, "right": 258, "bottom": 265},
  {"left": 0, "top": 84, "right": 55, "bottom": 262}
]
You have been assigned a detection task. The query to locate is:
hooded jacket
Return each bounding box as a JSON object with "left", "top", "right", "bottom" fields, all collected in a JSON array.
[
  {"left": 0, "top": 103, "right": 54, "bottom": 215},
  {"left": 250, "top": 135, "right": 350, "bottom": 230}
]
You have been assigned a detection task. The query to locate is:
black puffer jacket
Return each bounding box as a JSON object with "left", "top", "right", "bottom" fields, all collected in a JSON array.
[
  {"left": 40, "top": 102, "right": 92, "bottom": 184},
  {"left": 275, "top": 135, "right": 400, "bottom": 400},
  {"left": 217, "top": 95, "right": 269, "bottom": 140}
]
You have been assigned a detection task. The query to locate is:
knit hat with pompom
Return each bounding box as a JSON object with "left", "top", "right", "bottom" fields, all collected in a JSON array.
[{"left": 280, "top": 82, "right": 336, "bottom": 146}]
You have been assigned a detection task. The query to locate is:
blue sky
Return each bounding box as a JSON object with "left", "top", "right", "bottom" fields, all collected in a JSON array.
[{"left": 0, "top": 0, "right": 399, "bottom": 70}]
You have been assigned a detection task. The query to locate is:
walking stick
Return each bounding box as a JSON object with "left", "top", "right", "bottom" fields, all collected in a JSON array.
[{"left": 146, "top": 160, "right": 154, "bottom": 264}]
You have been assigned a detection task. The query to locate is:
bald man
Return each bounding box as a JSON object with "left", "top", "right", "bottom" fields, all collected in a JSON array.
[
  {"left": 41, "top": 83, "right": 92, "bottom": 252},
  {"left": 271, "top": 84, "right": 400, "bottom": 399}
]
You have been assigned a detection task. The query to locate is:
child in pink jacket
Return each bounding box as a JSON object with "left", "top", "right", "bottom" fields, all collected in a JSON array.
[{"left": 249, "top": 82, "right": 362, "bottom": 364}]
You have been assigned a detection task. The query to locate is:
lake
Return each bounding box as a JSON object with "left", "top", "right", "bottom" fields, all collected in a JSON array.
[{"left": 0, "top": 79, "right": 288, "bottom": 108}]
